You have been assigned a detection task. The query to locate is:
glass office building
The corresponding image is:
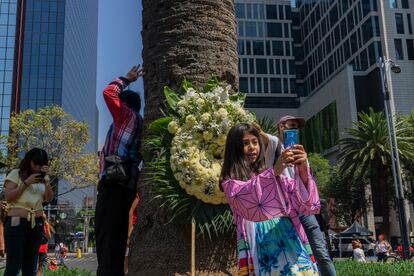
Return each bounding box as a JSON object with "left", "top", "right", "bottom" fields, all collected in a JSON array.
[
  {"left": 0, "top": 0, "right": 17, "bottom": 136},
  {"left": 19, "top": 0, "right": 65, "bottom": 110},
  {"left": 0, "top": 0, "right": 98, "bottom": 207},
  {"left": 236, "top": 0, "right": 299, "bottom": 108}
]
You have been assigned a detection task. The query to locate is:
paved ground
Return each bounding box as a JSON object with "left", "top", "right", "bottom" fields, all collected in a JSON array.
[
  {"left": 0, "top": 253, "right": 97, "bottom": 273},
  {"left": 65, "top": 253, "right": 97, "bottom": 273}
]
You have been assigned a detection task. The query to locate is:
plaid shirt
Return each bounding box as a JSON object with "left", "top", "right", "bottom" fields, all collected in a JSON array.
[{"left": 100, "top": 77, "right": 142, "bottom": 178}]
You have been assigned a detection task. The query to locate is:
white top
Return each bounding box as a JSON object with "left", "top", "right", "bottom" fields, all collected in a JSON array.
[
  {"left": 353, "top": 248, "right": 366, "bottom": 262},
  {"left": 265, "top": 134, "right": 295, "bottom": 179}
]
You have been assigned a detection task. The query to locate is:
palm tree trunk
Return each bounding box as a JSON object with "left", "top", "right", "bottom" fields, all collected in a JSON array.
[
  {"left": 129, "top": 1, "right": 238, "bottom": 274},
  {"left": 377, "top": 165, "right": 390, "bottom": 238}
]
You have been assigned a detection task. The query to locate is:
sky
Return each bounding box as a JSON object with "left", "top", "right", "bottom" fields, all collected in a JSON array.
[{"left": 96, "top": 0, "right": 144, "bottom": 147}]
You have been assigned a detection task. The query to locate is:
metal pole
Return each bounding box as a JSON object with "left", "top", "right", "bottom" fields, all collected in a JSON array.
[
  {"left": 379, "top": 57, "right": 410, "bottom": 259},
  {"left": 47, "top": 203, "right": 51, "bottom": 219}
]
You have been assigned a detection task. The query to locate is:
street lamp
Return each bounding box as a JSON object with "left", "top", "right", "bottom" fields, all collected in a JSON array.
[{"left": 379, "top": 57, "right": 410, "bottom": 259}]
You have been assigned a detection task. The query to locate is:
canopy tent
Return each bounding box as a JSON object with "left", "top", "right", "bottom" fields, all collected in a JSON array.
[{"left": 340, "top": 221, "right": 373, "bottom": 237}]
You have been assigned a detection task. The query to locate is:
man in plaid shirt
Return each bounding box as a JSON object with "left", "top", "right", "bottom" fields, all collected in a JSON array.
[{"left": 95, "top": 65, "right": 144, "bottom": 276}]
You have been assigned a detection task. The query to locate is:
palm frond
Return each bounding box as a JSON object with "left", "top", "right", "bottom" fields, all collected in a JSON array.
[{"left": 256, "top": 116, "right": 278, "bottom": 135}]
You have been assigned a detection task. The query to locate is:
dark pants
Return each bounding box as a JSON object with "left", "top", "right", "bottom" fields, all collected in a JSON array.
[
  {"left": 4, "top": 217, "right": 44, "bottom": 276},
  {"left": 300, "top": 214, "right": 336, "bottom": 276},
  {"left": 377, "top": 252, "right": 386, "bottom": 262},
  {"left": 95, "top": 181, "right": 136, "bottom": 276}
]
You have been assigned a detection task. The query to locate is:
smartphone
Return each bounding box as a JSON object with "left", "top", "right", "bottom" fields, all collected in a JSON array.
[
  {"left": 283, "top": 129, "right": 299, "bottom": 149},
  {"left": 39, "top": 171, "right": 46, "bottom": 182}
]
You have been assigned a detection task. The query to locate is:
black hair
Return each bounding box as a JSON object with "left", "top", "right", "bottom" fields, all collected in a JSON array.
[
  {"left": 220, "top": 123, "right": 266, "bottom": 182},
  {"left": 119, "top": 90, "right": 141, "bottom": 113},
  {"left": 19, "top": 148, "right": 49, "bottom": 178}
]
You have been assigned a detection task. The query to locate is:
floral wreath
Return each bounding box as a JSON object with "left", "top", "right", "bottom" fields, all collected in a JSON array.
[{"left": 144, "top": 77, "right": 255, "bottom": 236}]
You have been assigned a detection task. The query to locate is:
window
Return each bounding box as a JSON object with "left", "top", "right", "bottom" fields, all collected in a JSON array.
[
  {"left": 256, "top": 78, "right": 262, "bottom": 93},
  {"left": 256, "top": 59, "right": 267, "bottom": 74},
  {"left": 285, "top": 41, "right": 290, "bottom": 56},
  {"left": 267, "top": 23, "right": 282, "bottom": 37},
  {"left": 266, "top": 5, "right": 277, "bottom": 19},
  {"left": 362, "top": 18, "right": 374, "bottom": 43},
  {"left": 246, "top": 4, "right": 252, "bottom": 19},
  {"left": 270, "top": 78, "right": 281, "bottom": 93},
  {"left": 249, "top": 58, "right": 254, "bottom": 74},
  {"left": 269, "top": 59, "right": 274, "bottom": 74},
  {"left": 245, "top": 40, "right": 251, "bottom": 55},
  {"left": 402, "top": 0, "right": 409, "bottom": 9},
  {"left": 272, "top": 41, "right": 283, "bottom": 56},
  {"left": 407, "top": 39, "right": 414, "bottom": 60},
  {"left": 395, "top": 14, "right": 404, "bottom": 34},
  {"left": 237, "top": 40, "right": 245, "bottom": 55},
  {"left": 279, "top": 6, "right": 284, "bottom": 20},
  {"left": 250, "top": 77, "right": 255, "bottom": 92},
  {"left": 237, "top": 21, "right": 244, "bottom": 36},
  {"left": 252, "top": 40, "right": 264, "bottom": 55},
  {"left": 408, "top": 14, "right": 413, "bottom": 34},
  {"left": 245, "top": 22, "right": 257, "bottom": 37},
  {"left": 394, "top": 39, "right": 404, "bottom": 60},
  {"left": 390, "top": 0, "right": 398, "bottom": 8},
  {"left": 285, "top": 6, "right": 291, "bottom": 19}
]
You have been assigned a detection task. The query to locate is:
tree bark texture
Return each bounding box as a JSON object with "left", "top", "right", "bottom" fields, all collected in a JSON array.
[{"left": 129, "top": 1, "right": 239, "bottom": 275}]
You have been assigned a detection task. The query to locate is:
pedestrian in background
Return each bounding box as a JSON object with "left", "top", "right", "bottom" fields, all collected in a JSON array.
[
  {"left": 3, "top": 148, "right": 53, "bottom": 275},
  {"left": 376, "top": 234, "right": 392, "bottom": 262},
  {"left": 0, "top": 200, "right": 7, "bottom": 258},
  {"left": 352, "top": 239, "right": 366, "bottom": 263},
  {"left": 37, "top": 214, "right": 51, "bottom": 276},
  {"left": 95, "top": 65, "right": 144, "bottom": 276},
  {"left": 124, "top": 192, "right": 140, "bottom": 275}
]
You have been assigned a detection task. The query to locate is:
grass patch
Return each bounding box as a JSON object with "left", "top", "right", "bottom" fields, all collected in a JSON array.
[
  {"left": 335, "top": 260, "right": 414, "bottom": 276},
  {"left": 0, "top": 268, "right": 94, "bottom": 276}
]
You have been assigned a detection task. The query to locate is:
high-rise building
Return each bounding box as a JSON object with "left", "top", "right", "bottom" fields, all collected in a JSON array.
[
  {"left": 236, "top": 0, "right": 414, "bottom": 240},
  {"left": 235, "top": 0, "right": 300, "bottom": 119},
  {"left": 0, "top": 0, "right": 98, "bottom": 207}
]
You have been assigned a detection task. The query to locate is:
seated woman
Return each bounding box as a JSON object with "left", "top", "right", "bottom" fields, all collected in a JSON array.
[{"left": 220, "top": 123, "right": 320, "bottom": 275}]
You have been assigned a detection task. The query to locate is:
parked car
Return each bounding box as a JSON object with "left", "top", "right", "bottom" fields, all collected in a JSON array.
[{"left": 331, "top": 236, "right": 376, "bottom": 257}]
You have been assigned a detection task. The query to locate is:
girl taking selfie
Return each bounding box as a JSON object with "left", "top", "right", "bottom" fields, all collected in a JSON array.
[{"left": 220, "top": 124, "right": 320, "bottom": 275}]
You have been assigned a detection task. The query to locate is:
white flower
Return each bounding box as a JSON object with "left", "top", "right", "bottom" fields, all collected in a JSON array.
[
  {"left": 203, "top": 131, "right": 213, "bottom": 141},
  {"left": 196, "top": 98, "right": 205, "bottom": 106},
  {"left": 200, "top": 113, "right": 211, "bottom": 124},
  {"left": 184, "top": 88, "right": 196, "bottom": 98},
  {"left": 185, "top": 115, "right": 197, "bottom": 128},
  {"left": 167, "top": 121, "right": 179, "bottom": 134}
]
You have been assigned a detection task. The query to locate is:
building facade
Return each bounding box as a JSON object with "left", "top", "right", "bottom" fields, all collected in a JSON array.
[
  {"left": 235, "top": 0, "right": 300, "bottom": 120},
  {"left": 0, "top": 0, "right": 98, "bottom": 207},
  {"left": 236, "top": 0, "right": 414, "bottom": 241}
]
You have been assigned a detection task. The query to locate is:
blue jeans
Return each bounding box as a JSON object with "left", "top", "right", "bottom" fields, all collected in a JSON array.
[
  {"left": 299, "top": 214, "right": 336, "bottom": 276},
  {"left": 4, "top": 217, "right": 44, "bottom": 276}
]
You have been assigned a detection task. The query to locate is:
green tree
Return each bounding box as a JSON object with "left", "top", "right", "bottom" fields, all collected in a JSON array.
[
  {"left": 326, "top": 166, "right": 370, "bottom": 226},
  {"left": 7, "top": 106, "right": 98, "bottom": 190},
  {"left": 308, "top": 153, "right": 331, "bottom": 198},
  {"left": 337, "top": 108, "right": 414, "bottom": 236}
]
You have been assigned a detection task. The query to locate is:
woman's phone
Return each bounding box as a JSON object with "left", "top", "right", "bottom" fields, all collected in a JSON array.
[
  {"left": 283, "top": 129, "right": 299, "bottom": 149},
  {"left": 39, "top": 171, "right": 46, "bottom": 182}
]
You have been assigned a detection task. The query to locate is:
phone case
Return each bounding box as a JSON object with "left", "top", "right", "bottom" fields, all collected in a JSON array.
[{"left": 284, "top": 129, "right": 299, "bottom": 148}]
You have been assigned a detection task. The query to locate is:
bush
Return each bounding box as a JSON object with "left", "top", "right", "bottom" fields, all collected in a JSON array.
[{"left": 334, "top": 260, "right": 414, "bottom": 276}]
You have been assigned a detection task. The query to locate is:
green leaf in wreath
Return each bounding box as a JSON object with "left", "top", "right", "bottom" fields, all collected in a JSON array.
[
  {"left": 149, "top": 117, "right": 172, "bottom": 134},
  {"left": 164, "top": 86, "right": 181, "bottom": 111},
  {"left": 178, "top": 79, "right": 195, "bottom": 95},
  {"left": 203, "top": 76, "right": 220, "bottom": 92},
  {"left": 229, "top": 92, "right": 246, "bottom": 103}
]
